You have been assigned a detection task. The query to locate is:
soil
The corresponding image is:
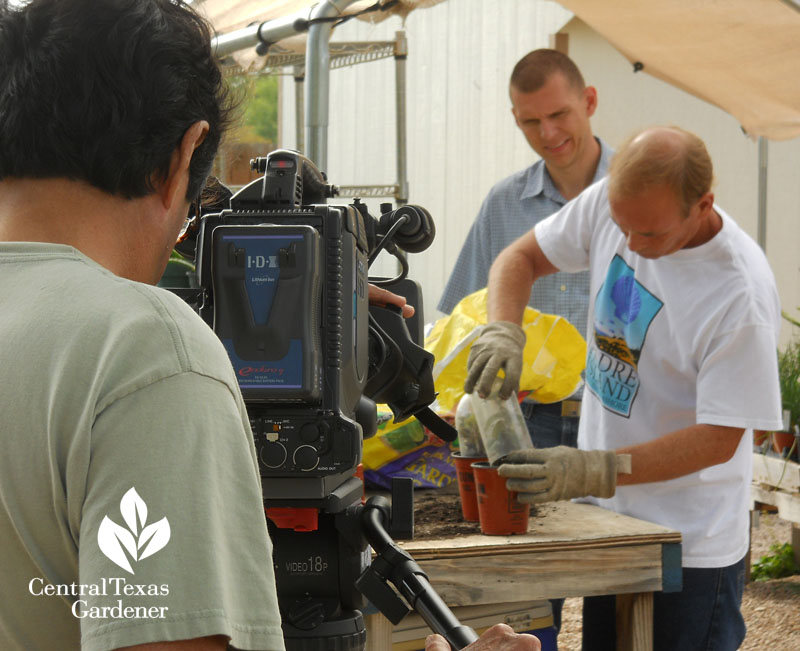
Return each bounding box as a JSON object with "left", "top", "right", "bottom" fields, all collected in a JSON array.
[
  {"left": 411, "top": 482, "right": 539, "bottom": 539},
  {"left": 407, "top": 488, "right": 800, "bottom": 649}
]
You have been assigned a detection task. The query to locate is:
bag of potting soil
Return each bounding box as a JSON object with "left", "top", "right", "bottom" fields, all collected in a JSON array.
[{"left": 362, "top": 411, "right": 456, "bottom": 490}]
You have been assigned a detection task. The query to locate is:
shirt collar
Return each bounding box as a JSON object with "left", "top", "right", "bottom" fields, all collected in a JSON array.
[{"left": 521, "top": 137, "right": 614, "bottom": 205}]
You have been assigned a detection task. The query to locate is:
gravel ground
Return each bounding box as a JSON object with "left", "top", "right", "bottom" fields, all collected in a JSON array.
[{"left": 556, "top": 511, "right": 800, "bottom": 650}]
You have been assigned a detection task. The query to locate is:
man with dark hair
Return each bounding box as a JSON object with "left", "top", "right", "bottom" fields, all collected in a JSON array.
[
  {"left": 0, "top": 2, "right": 542, "bottom": 650},
  {"left": 0, "top": 1, "right": 285, "bottom": 649},
  {"left": 439, "top": 49, "right": 613, "bottom": 453},
  {"left": 466, "top": 126, "right": 782, "bottom": 650}
]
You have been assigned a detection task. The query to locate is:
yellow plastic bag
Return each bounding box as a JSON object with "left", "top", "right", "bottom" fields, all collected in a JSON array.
[{"left": 425, "top": 288, "right": 586, "bottom": 413}]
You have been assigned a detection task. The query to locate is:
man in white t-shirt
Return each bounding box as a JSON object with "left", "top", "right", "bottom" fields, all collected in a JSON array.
[{"left": 465, "top": 126, "right": 783, "bottom": 650}]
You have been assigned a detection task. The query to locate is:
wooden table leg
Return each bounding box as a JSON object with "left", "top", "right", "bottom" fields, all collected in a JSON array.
[
  {"left": 365, "top": 612, "right": 393, "bottom": 651},
  {"left": 616, "top": 592, "right": 653, "bottom": 651}
]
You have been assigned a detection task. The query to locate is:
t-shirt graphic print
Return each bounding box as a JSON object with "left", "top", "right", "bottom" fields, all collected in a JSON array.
[{"left": 586, "top": 255, "right": 663, "bottom": 417}]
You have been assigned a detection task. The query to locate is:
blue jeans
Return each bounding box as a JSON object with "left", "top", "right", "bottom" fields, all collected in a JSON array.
[
  {"left": 581, "top": 557, "right": 747, "bottom": 651},
  {"left": 520, "top": 401, "right": 580, "bottom": 639},
  {"left": 520, "top": 402, "right": 580, "bottom": 450}
]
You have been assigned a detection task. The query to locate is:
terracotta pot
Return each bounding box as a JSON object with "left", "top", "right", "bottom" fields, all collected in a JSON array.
[
  {"left": 471, "top": 462, "right": 530, "bottom": 535},
  {"left": 771, "top": 431, "right": 798, "bottom": 458},
  {"left": 753, "top": 430, "right": 769, "bottom": 447},
  {"left": 452, "top": 453, "right": 487, "bottom": 522}
]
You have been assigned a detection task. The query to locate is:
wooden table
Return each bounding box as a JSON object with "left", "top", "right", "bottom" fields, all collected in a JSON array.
[{"left": 364, "top": 501, "right": 682, "bottom": 651}]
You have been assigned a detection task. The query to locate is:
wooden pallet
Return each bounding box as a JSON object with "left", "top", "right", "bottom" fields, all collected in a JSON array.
[{"left": 750, "top": 452, "right": 800, "bottom": 567}]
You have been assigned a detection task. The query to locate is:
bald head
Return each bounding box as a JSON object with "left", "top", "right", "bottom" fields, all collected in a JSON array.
[{"left": 608, "top": 126, "right": 714, "bottom": 216}]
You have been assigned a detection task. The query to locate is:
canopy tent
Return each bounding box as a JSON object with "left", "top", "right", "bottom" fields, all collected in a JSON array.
[
  {"left": 558, "top": 0, "right": 800, "bottom": 141},
  {"left": 202, "top": 0, "right": 800, "bottom": 142},
  {"left": 195, "top": 0, "right": 439, "bottom": 35}
]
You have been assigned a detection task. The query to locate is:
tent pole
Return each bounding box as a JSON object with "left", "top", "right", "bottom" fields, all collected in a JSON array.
[
  {"left": 211, "top": 12, "right": 311, "bottom": 58},
  {"left": 209, "top": 0, "right": 359, "bottom": 171},
  {"left": 305, "top": 0, "right": 359, "bottom": 171},
  {"left": 757, "top": 136, "right": 768, "bottom": 251},
  {"left": 394, "top": 31, "right": 409, "bottom": 206},
  {"left": 294, "top": 66, "right": 305, "bottom": 154}
]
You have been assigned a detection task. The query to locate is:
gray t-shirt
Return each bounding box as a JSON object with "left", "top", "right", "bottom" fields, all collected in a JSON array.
[{"left": 0, "top": 243, "right": 285, "bottom": 650}]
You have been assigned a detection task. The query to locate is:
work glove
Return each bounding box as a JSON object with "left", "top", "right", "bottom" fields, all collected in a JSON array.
[
  {"left": 464, "top": 321, "right": 526, "bottom": 400},
  {"left": 497, "top": 446, "right": 633, "bottom": 504}
]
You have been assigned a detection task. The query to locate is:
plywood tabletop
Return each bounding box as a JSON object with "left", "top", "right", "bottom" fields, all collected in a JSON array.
[{"left": 400, "top": 501, "right": 681, "bottom": 560}]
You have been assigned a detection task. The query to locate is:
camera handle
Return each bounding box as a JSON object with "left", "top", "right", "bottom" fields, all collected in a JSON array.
[{"left": 355, "top": 494, "right": 479, "bottom": 650}]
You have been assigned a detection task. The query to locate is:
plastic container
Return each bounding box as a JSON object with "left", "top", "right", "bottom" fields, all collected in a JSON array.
[
  {"left": 472, "top": 462, "right": 530, "bottom": 535},
  {"left": 451, "top": 453, "right": 487, "bottom": 522},
  {"left": 471, "top": 378, "right": 533, "bottom": 464},
  {"left": 454, "top": 393, "right": 486, "bottom": 457}
]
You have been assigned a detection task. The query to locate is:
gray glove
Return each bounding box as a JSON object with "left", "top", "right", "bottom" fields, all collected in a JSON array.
[
  {"left": 497, "top": 446, "right": 632, "bottom": 504},
  {"left": 464, "top": 321, "right": 526, "bottom": 400}
]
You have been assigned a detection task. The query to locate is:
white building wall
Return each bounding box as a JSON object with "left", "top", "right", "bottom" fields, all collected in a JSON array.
[
  {"left": 279, "top": 0, "right": 573, "bottom": 317},
  {"left": 279, "top": 1, "right": 799, "bottom": 345}
]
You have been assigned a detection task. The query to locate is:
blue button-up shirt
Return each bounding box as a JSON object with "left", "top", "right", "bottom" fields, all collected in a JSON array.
[{"left": 437, "top": 138, "right": 614, "bottom": 340}]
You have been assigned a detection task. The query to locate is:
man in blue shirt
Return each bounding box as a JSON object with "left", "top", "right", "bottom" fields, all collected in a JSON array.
[
  {"left": 439, "top": 49, "right": 612, "bottom": 451},
  {"left": 438, "top": 47, "right": 612, "bottom": 639}
]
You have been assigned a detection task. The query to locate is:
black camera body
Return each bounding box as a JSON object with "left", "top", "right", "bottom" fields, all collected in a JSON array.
[
  {"left": 196, "top": 197, "right": 371, "bottom": 503},
  {"left": 183, "top": 149, "right": 448, "bottom": 507},
  {"left": 169, "top": 150, "right": 465, "bottom": 650}
]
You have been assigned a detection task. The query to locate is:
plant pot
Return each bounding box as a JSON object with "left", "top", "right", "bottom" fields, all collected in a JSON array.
[
  {"left": 471, "top": 462, "right": 530, "bottom": 535},
  {"left": 158, "top": 258, "right": 197, "bottom": 288},
  {"left": 452, "top": 453, "right": 487, "bottom": 522},
  {"left": 770, "top": 431, "right": 798, "bottom": 458}
]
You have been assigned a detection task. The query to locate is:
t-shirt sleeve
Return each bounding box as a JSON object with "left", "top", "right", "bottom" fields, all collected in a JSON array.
[
  {"left": 534, "top": 179, "right": 608, "bottom": 273},
  {"left": 696, "top": 323, "right": 784, "bottom": 431},
  {"left": 77, "top": 372, "right": 285, "bottom": 651}
]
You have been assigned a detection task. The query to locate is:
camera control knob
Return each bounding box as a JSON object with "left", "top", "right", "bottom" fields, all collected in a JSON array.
[
  {"left": 300, "top": 422, "right": 326, "bottom": 443},
  {"left": 260, "top": 442, "right": 288, "bottom": 469},
  {"left": 293, "top": 445, "right": 319, "bottom": 471}
]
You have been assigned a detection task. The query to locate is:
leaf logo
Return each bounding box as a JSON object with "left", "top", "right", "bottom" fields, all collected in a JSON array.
[{"left": 97, "top": 488, "right": 171, "bottom": 574}]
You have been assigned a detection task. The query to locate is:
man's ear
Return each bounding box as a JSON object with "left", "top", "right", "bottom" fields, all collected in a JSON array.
[
  {"left": 694, "top": 191, "right": 714, "bottom": 215},
  {"left": 583, "top": 86, "right": 598, "bottom": 118},
  {"left": 159, "top": 120, "right": 210, "bottom": 211}
]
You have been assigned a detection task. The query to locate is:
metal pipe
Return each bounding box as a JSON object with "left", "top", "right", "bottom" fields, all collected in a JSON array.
[
  {"left": 211, "top": 10, "right": 312, "bottom": 59},
  {"left": 305, "top": 0, "right": 360, "bottom": 170},
  {"left": 394, "top": 31, "right": 409, "bottom": 206},
  {"left": 757, "top": 136, "right": 768, "bottom": 251},
  {"left": 294, "top": 66, "right": 305, "bottom": 153}
]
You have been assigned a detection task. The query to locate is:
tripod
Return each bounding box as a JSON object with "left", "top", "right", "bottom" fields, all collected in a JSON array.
[{"left": 267, "top": 477, "right": 479, "bottom": 650}]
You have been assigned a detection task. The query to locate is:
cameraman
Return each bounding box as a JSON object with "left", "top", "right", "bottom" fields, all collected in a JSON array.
[
  {"left": 0, "top": 0, "right": 286, "bottom": 649},
  {"left": 0, "top": 2, "right": 540, "bottom": 650}
]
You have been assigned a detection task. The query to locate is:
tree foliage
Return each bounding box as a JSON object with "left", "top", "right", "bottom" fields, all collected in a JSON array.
[{"left": 229, "top": 74, "right": 278, "bottom": 145}]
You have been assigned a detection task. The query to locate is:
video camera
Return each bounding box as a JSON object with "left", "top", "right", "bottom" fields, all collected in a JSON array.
[{"left": 169, "top": 150, "right": 475, "bottom": 650}]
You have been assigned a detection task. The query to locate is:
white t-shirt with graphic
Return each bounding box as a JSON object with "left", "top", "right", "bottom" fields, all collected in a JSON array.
[{"left": 535, "top": 178, "right": 783, "bottom": 568}]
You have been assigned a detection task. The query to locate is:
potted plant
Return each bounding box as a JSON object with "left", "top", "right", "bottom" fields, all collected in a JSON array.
[
  {"left": 773, "top": 310, "right": 800, "bottom": 459},
  {"left": 158, "top": 250, "right": 197, "bottom": 289}
]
